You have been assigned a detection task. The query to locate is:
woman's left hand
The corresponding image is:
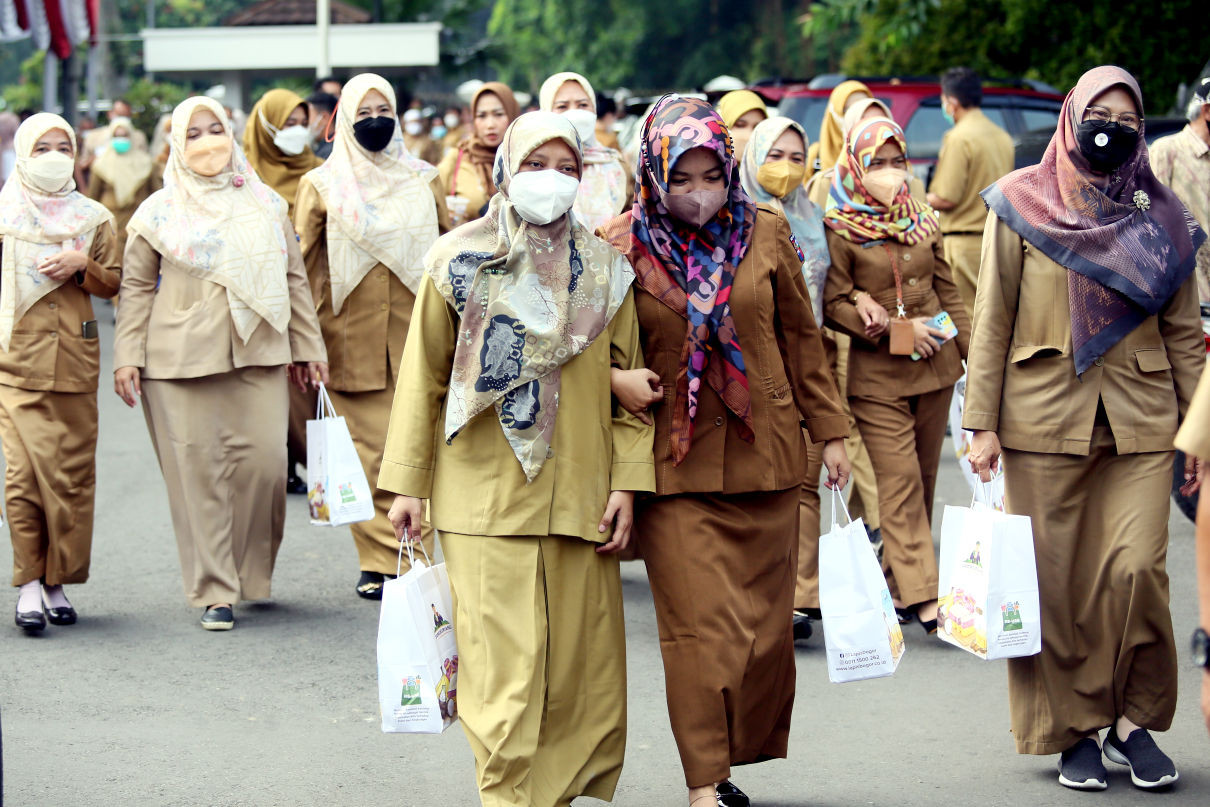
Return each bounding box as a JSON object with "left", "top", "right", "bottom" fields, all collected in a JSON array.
[
  {"left": 37, "top": 250, "right": 88, "bottom": 282},
  {"left": 821, "top": 437, "right": 851, "bottom": 490},
  {"left": 289, "top": 361, "right": 330, "bottom": 392},
  {"left": 1180, "top": 453, "right": 1203, "bottom": 497},
  {"left": 596, "top": 490, "right": 635, "bottom": 554}
]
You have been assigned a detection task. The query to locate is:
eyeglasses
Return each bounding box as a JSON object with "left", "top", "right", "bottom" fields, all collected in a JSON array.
[{"left": 1084, "top": 105, "right": 1142, "bottom": 132}]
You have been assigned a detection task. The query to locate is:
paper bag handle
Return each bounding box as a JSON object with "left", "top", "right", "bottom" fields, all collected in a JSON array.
[
  {"left": 314, "top": 382, "right": 339, "bottom": 420},
  {"left": 395, "top": 526, "right": 434, "bottom": 577},
  {"left": 829, "top": 485, "right": 854, "bottom": 531}
]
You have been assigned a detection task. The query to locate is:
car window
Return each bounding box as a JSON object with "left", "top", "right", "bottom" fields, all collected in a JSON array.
[
  {"left": 905, "top": 97, "right": 1009, "bottom": 161},
  {"left": 1020, "top": 107, "right": 1059, "bottom": 132}
]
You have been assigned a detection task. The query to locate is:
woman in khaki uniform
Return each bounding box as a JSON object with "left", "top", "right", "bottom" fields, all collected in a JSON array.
[
  {"left": 436, "top": 82, "right": 518, "bottom": 227},
  {"left": 822, "top": 117, "right": 970, "bottom": 631},
  {"left": 602, "top": 96, "right": 849, "bottom": 807},
  {"left": 0, "top": 113, "right": 119, "bottom": 632},
  {"left": 966, "top": 67, "right": 1205, "bottom": 790},
  {"left": 86, "top": 116, "right": 160, "bottom": 256},
  {"left": 114, "top": 97, "right": 328, "bottom": 632},
  {"left": 295, "top": 73, "right": 449, "bottom": 599},
  {"left": 381, "top": 112, "right": 653, "bottom": 807}
]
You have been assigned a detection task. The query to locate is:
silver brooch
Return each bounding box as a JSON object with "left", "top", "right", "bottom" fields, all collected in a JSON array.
[{"left": 1133, "top": 190, "right": 1150, "bottom": 211}]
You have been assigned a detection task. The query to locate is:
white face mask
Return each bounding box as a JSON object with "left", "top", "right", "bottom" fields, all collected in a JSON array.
[
  {"left": 508, "top": 169, "right": 580, "bottom": 225},
  {"left": 562, "top": 109, "right": 597, "bottom": 147},
  {"left": 444, "top": 113, "right": 461, "bottom": 130},
  {"left": 260, "top": 111, "right": 311, "bottom": 156},
  {"left": 404, "top": 121, "right": 424, "bottom": 136},
  {"left": 22, "top": 151, "right": 75, "bottom": 193}
]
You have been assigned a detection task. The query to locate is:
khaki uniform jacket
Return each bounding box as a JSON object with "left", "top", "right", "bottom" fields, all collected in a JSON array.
[
  {"left": 929, "top": 108, "right": 1014, "bottom": 234},
  {"left": 294, "top": 175, "right": 451, "bottom": 393},
  {"left": 0, "top": 222, "right": 121, "bottom": 392},
  {"left": 377, "top": 277, "right": 655, "bottom": 543},
  {"left": 963, "top": 213, "right": 1204, "bottom": 455},
  {"left": 113, "top": 216, "right": 327, "bottom": 379},
  {"left": 601, "top": 206, "right": 848, "bottom": 496},
  {"left": 823, "top": 229, "right": 970, "bottom": 398},
  {"left": 437, "top": 146, "right": 492, "bottom": 222},
  {"left": 86, "top": 166, "right": 163, "bottom": 247}
]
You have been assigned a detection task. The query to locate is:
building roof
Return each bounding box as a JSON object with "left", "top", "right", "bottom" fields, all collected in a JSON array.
[{"left": 224, "top": 0, "right": 372, "bottom": 26}]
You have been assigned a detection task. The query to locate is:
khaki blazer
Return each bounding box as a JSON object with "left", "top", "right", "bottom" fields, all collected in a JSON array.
[
  {"left": 0, "top": 222, "right": 121, "bottom": 392},
  {"left": 600, "top": 206, "right": 848, "bottom": 496},
  {"left": 963, "top": 213, "right": 1204, "bottom": 455},
  {"left": 823, "top": 229, "right": 970, "bottom": 398},
  {"left": 113, "top": 216, "right": 327, "bottom": 379},
  {"left": 294, "top": 175, "right": 451, "bottom": 393},
  {"left": 929, "top": 108, "right": 1015, "bottom": 235}
]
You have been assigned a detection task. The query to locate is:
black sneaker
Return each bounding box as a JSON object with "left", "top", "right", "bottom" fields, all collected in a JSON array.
[
  {"left": 792, "top": 610, "right": 813, "bottom": 642},
  {"left": 715, "top": 780, "right": 750, "bottom": 807},
  {"left": 200, "top": 605, "right": 235, "bottom": 631},
  {"left": 1104, "top": 727, "right": 1178, "bottom": 789},
  {"left": 1057, "top": 737, "right": 1107, "bottom": 790}
]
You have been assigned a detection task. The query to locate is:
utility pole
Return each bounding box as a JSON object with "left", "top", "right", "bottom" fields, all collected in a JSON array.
[{"left": 317, "top": 0, "right": 331, "bottom": 78}]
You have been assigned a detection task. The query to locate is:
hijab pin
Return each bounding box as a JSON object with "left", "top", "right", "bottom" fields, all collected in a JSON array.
[
  {"left": 232, "top": 174, "right": 246, "bottom": 188},
  {"left": 1133, "top": 190, "right": 1150, "bottom": 211}
]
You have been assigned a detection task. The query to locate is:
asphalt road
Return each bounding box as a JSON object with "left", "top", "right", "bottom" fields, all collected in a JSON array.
[{"left": 1, "top": 313, "right": 1207, "bottom": 806}]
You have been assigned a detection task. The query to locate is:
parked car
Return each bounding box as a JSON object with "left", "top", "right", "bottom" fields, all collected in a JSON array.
[{"left": 761, "top": 74, "right": 1065, "bottom": 183}]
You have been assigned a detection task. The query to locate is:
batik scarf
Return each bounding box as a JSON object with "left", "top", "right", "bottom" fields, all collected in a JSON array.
[
  {"left": 823, "top": 117, "right": 939, "bottom": 245},
  {"left": 426, "top": 111, "right": 634, "bottom": 482},
  {"left": 306, "top": 73, "right": 439, "bottom": 311},
  {"left": 739, "top": 115, "right": 830, "bottom": 323},
  {"left": 0, "top": 113, "right": 112, "bottom": 351},
  {"left": 631, "top": 94, "right": 756, "bottom": 465},
  {"left": 983, "top": 65, "right": 1205, "bottom": 374}
]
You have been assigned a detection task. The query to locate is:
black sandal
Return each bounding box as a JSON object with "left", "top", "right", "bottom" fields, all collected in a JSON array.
[{"left": 356, "top": 571, "right": 385, "bottom": 600}]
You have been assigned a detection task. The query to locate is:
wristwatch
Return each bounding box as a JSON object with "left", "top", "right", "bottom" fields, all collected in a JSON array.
[{"left": 1193, "top": 628, "right": 1210, "bottom": 669}]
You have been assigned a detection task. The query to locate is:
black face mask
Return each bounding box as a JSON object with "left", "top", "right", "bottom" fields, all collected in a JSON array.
[
  {"left": 353, "top": 116, "right": 395, "bottom": 152},
  {"left": 1075, "top": 119, "right": 1138, "bottom": 175}
]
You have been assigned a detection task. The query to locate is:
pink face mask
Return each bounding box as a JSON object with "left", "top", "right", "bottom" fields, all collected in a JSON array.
[{"left": 663, "top": 188, "right": 728, "bottom": 229}]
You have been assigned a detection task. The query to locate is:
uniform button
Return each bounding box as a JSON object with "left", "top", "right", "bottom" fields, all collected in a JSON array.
[
  {"left": 50, "top": 332, "right": 57, "bottom": 338},
  {"left": 1094, "top": 356, "right": 1104, "bottom": 367},
  {"left": 380, "top": 273, "right": 388, "bottom": 281},
  {"left": 908, "top": 277, "right": 918, "bottom": 286},
  {"left": 902, "top": 253, "right": 912, "bottom": 262},
  {"left": 714, "top": 416, "right": 724, "bottom": 427},
  {"left": 379, "top": 303, "right": 388, "bottom": 311},
  {"left": 546, "top": 447, "right": 554, "bottom": 458},
  {"left": 48, "top": 302, "right": 57, "bottom": 309}
]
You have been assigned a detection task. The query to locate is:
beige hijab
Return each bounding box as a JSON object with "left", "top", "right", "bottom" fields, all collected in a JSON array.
[
  {"left": 305, "top": 73, "right": 439, "bottom": 312},
  {"left": 127, "top": 97, "right": 291, "bottom": 343},
  {"left": 0, "top": 113, "right": 112, "bottom": 351},
  {"left": 90, "top": 116, "right": 154, "bottom": 208}
]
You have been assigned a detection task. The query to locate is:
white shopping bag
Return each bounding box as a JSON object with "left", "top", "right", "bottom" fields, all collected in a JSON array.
[
  {"left": 937, "top": 488, "right": 1041, "bottom": 660},
  {"left": 377, "top": 537, "right": 459, "bottom": 734},
  {"left": 949, "top": 372, "right": 1006, "bottom": 511},
  {"left": 306, "top": 383, "right": 374, "bottom": 526},
  {"left": 819, "top": 488, "right": 906, "bottom": 683}
]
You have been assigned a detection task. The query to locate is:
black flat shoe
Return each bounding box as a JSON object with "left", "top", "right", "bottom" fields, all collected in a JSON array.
[
  {"left": 919, "top": 615, "right": 938, "bottom": 635},
  {"left": 15, "top": 607, "right": 45, "bottom": 632},
  {"left": 356, "top": 571, "right": 386, "bottom": 600},
  {"left": 42, "top": 590, "right": 77, "bottom": 625},
  {"left": 715, "top": 781, "right": 750, "bottom": 807},
  {"left": 200, "top": 605, "right": 235, "bottom": 631},
  {"left": 792, "top": 610, "right": 814, "bottom": 642},
  {"left": 894, "top": 607, "right": 914, "bottom": 625},
  {"left": 286, "top": 470, "right": 307, "bottom": 495}
]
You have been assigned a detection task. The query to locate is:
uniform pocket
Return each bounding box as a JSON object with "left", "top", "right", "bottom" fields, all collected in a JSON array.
[
  {"left": 1134, "top": 348, "right": 1172, "bottom": 373},
  {"left": 1009, "top": 344, "right": 1064, "bottom": 363}
]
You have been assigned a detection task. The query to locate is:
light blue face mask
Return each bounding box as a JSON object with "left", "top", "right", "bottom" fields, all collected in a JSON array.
[
  {"left": 941, "top": 98, "right": 955, "bottom": 127},
  {"left": 431, "top": 125, "right": 447, "bottom": 140},
  {"left": 112, "top": 137, "right": 132, "bottom": 154}
]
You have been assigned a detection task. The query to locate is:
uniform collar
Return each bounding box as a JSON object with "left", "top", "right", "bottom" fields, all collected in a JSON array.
[{"left": 1180, "top": 124, "right": 1210, "bottom": 158}]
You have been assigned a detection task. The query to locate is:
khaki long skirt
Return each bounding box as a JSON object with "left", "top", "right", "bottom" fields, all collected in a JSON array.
[
  {"left": 442, "top": 532, "right": 626, "bottom": 807},
  {"left": 142, "top": 366, "right": 288, "bottom": 607},
  {"left": 0, "top": 384, "right": 98, "bottom": 587},
  {"left": 638, "top": 487, "right": 799, "bottom": 788},
  {"left": 1003, "top": 428, "right": 1177, "bottom": 754}
]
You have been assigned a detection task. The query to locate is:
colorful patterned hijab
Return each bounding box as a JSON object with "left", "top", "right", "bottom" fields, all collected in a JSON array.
[
  {"left": 306, "top": 73, "right": 439, "bottom": 311},
  {"left": 823, "top": 117, "right": 939, "bottom": 245},
  {"left": 983, "top": 65, "right": 1205, "bottom": 375},
  {"left": 632, "top": 94, "right": 757, "bottom": 464},
  {"left": 426, "top": 111, "right": 634, "bottom": 482},
  {"left": 739, "top": 115, "right": 830, "bottom": 323}
]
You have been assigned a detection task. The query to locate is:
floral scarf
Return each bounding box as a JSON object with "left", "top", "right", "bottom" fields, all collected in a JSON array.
[
  {"left": 426, "top": 111, "right": 634, "bottom": 482},
  {"left": 823, "top": 117, "right": 939, "bottom": 245},
  {"left": 983, "top": 65, "right": 1205, "bottom": 375},
  {"left": 631, "top": 94, "right": 756, "bottom": 465}
]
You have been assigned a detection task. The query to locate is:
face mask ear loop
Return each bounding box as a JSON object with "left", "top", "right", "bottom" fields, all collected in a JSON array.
[{"left": 324, "top": 104, "right": 338, "bottom": 144}]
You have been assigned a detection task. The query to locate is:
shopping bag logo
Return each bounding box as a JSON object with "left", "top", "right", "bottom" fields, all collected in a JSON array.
[
  {"left": 338, "top": 481, "right": 357, "bottom": 504},
  {"left": 431, "top": 604, "right": 452, "bottom": 636},
  {"left": 1001, "top": 600, "right": 1024, "bottom": 631},
  {"left": 437, "top": 657, "right": 458, "bottom": 720},
  {"left": 400, "top": 674, "right": 424, "bottom": 706}
]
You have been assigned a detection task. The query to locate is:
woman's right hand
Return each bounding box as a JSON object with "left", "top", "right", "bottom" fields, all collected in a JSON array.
[
  {"left": 968, "top": 430, "right": 1002, "bottom": 482},
  {"left": 114, "top": 366, "right": 142, "bottom": 408},
  {"left": 387, "top": 495, "right": 425, "bottom": 543},
  {"left": 911, "top": 317, "right": 948, "bottom": 359},
  {"left": 854, "top": 292, "right": 889, "bottom": 339},
  {"left": 610, "top": 367, "right": 663, "bottom": 425}
]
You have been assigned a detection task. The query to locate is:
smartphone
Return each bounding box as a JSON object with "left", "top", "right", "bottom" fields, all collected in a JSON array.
[
  {"left": 81, "top": 320, "right": 98, "bottom": 339},
  {"left": 910, "top": 311, "right": 957, "bottom": 361}
]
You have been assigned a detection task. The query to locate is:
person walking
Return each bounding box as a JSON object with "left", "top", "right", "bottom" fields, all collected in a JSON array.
[
  {"left": 1149, "top": 75, "right": 1210, "bottom": 302},
  {"left": 114, "top": 97, "right": 328, "bottom": 631},
  {"left": 381, "top": 111, "right": 653, "bottom": 807},
  {"left": 822, "top": 117, "right": 970, "bottom": 633},
  {"left": 715, "top": 89, "right": 767, "bottom": 158},
  {"left": 1174, "top": 367, "right": 1210, "bottom": 739},
  {"left": 966, "top": 66, "right": 1205, "bottom": 790},
  {"left": 295, "top": 73, "right": 448, "bottom": 600},
  {"left": 926, "top": 67, "right": 1014, "bottom": 314},
  {"left": 437, "top": 83, "right": 519, "bottom": 227},
  {"left": 87, "top": 116, "right": 160, "bottom": 257},
  {"left": 600, "top": 95, "right": 849, "bottom": 807},
  {"left": 0, "top": 113, "right": 120, "bottom": 632}
]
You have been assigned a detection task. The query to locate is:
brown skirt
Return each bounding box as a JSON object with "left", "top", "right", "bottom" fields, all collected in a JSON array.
[
  {"left": 1003, "top": 428, "right": 1177, "bottom": 754},
  {"left": 0, "top": 385, "right": 98, "bottom": 587},
  {"left": 638, "top": 487, "right": 799, "bottom": 788},
  {"left": 142, "top": 367, "right": 288, "bottom": 607}
]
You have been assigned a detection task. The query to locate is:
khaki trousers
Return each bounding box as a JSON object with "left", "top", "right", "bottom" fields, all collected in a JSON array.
[
  {"left": 849, "top": 386, "right": 952, "bottom": 607},
  {"left": 287, "top": 383, "right": 316, "bottom": 470},
  {"left": 143, "top": 367, "right": 288, "bottom": 607},
  {"left": 1003, "top": 430, "right": 1177, "bottom": 754},
  {"left": 942, "top": 233, "right": 983, "bottom": 318},
  {"left": 442, "top": 532, "right": 626, "bottom": 807},
  {"left": 795, "top": 437, "right": 824, "bottom": 609},
  {"left": 0, "top": 385, "right": 98, "bottom": 587}
]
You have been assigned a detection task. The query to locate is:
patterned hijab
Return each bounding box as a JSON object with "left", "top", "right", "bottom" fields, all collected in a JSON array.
[
  {"left": 306, "top": 73, "right": 439, "bottom": 312},
  {"left": 983, "top": 65, "right": 1205, "bottom": 375},
  {"left": 128, "top": 97, "right": 292, "bottom": 344},
  {"left": 632, "top": 94, "right": 757, "bottom": 465},
  {"left": 0, "top": 113, "right": 112, "bottom": 352},
  {"left": 426, "top": 111, "right": 634, "bottom": 482},
  {"left": 242, "top": 88, "right": 322, "bottom": 216},
  {"left": 538, "top": 71, "right": 628, "bottom": 232},
  {"left": 739, "top": 115, "right": 830, "bottom": 323},
  {"left": 458, "top": 82, "right": 521, "bottom": 200},
  {"left": 90, "top": 116, "right": 154, "bottom": 208},
  {"left": 823, "top": 117, "right": 939, "bottom": 245}
]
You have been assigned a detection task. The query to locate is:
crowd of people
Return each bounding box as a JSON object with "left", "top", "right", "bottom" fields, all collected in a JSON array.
[{"left": 2, "top": 61, "right": 1210, "bottom": 807}]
